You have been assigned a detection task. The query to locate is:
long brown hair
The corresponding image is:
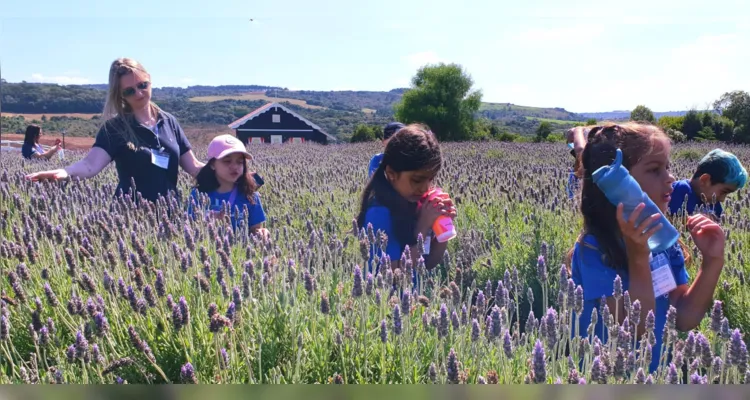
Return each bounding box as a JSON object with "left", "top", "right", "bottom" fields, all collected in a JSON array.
[
  {"left": 100, "top": 58, "right": 162, "bottom": 146},
  {"left": 566, "top": 122, "right": 691, "bottom": 271},
  {"left": 23, "top": 125, "right": 41, "bottom": 147},
  {"left": 356, "top": 124, "right": 442, "bottom": 247},
  {"left": 193, "top": 158, "right": 259, "bottom": 204}
]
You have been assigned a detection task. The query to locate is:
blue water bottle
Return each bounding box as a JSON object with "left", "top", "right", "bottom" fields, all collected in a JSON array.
[{"left": 592, "top": 148, "right": 679, "bottom": 253}]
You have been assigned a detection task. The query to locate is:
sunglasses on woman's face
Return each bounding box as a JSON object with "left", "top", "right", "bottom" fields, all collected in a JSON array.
[{"left": 122, "top": 81, "right": 150, "bottom": 98}]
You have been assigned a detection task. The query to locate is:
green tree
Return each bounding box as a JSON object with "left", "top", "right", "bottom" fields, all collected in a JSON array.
[
  {"left": 585, "top": 118, "right": 598, "bottom": 126},
  {"left": 682, "top": 110, "right": 703, "bottom": 141},
  {"left": 714, "top": 90, "right": 750, "bottom": 143},
  {"left": 535, "top": 121, "right": 552, "bottom": 142},
  {"left": 394, "top": 63, "right": 482, "bottom": 141},
  {"left": 630, "top": 105, "right": 655, "bottom": 123},
  {"left": 657, "top": 115, "right": 684, "bottom": 132},
  {"left": 350, "top": 124, "right": 378, "bottom": 143}
]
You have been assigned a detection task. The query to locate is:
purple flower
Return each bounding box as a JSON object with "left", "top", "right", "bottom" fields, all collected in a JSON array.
[
  {"left": 451, "top": 310, "right": 460, "bottom": 331},
  {"left": 438, "top": 303, "right": 449, "bottom": 339},
  {"left": 471, "top": 319, "right": 480, "bottom": 342},
  {"left": 532, "top": 339, "right": 547, "bottom": 383},
  {"left": 536, "top": 255, "right": 547, "bottom": 282},
  {"left": 352, "top": 265, "right": 363, "bottom": 298},
  {"left": 365, "top": 273, "right": 374, "bottom": 296},
  {"left": 93, "top": 312, "right": 110, "bottom": 337},
  {"left": 710, "top": 300, "right": 724, "bottom": 334},
  {"left": 0, "top": 315, "right": 9, "bottom": 341},
  {"left": 66, "top": 345, "right": 76, "bottom": 363},
  {"left": 232, "top": 287, "right": 243, "bottom": 311},
  {"left": 180, "top": 362, "right": 197, "bottom": 383},
  {"left": 225, "top": 302, "right": 236, "bottom": 323},
  {"left": 460, "top": 304, "right": 468, "bottom": 326},
  {"left": 545, "top": 307, "right": 558, "bottom": 349},
  {"left": 172, "top": 304, "right": 184, "bottom": 331},
  {"left": 636, "top": 367, "right": 646, "bottom": 384},
  {"left": 477, "top": 290, "right": 486, "bottom": 312},
  {"left": 155, "top": 270, "right": 166, "bottom": 297},
  {"left": 39, "top": 326, "right": 50, "bottom": 346},
  {"left": 43, "top": 283, "right": 59, "bottom": 307},
  {"left": 428, "top": 363, "right": 437, "bottom": 383},
  {"left": 179, "top": 297, "right": 190, "bottom": 325},
  {"left": 401, "top": 292, "right": 411, "bottom": 316},
  {"left": 690, "top": 372, "right": 704, "bottom": 384},
  {"left": 612, "top": 274, "right": 622, "bottom": 300},
  {"left": 667, "top": 363, "right": 679, "bottom": 384},
  {"left": 490, "top": 306, "right": 502, "bottom": 339},
  {"left": 503, "top": 330, "right": 513, "bottom": 358},
  {"left": 393, "top": 305, "right": 402, "bottom": 335},
  {"left": 446, "top": 348, "right": 459, "bottom": 384},
  {"left": 631, "top": 299, "right": 641, "bottom": 326},
  {"left": 574, "top": 285, "right": 584, "bottom": 314},
  {"left": 220, "top": 348, "right": 230, "bottom": 370},
  {"left": 320, "top": 292, "right": 330, "bottom": 315},
  {"left": 380, "top": 319, "right": 388, "bottom": 343},
  {"left": 75, "top": 331, "right": 88, "bottom": 360},
  {"left": 143, "top": 285, "right": 156, "bottom": 308}
]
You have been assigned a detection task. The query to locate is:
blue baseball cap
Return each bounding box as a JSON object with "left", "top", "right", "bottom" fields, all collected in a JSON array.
[{"left": 383, "top": 122, "right": 405, "bottom": 140}]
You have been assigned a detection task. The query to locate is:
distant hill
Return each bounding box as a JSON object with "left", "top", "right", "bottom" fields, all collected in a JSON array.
[
  {"left": 1, "top": 81, "right": 587, "bottom": 138},
  {"left": 579, "top": 110, "right": 695, "bottom": 121}
]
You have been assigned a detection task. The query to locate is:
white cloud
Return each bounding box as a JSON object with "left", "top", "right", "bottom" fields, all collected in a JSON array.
[
  {"left": 29, "top": 73, "right": 91, "bottom": 85},
  {"left": 403, "top": 51, "right": 446, "bottom": 69}
]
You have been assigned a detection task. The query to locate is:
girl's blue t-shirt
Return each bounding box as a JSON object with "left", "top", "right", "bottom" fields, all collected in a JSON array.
[
  {"left": 188, "top": 187, "right": 266, "bottom": 230},
  {"left": 363, "top": 201, "right": 427, "bottom": 287},
  {"left": 570, "top": 234, "right": 689, "bottom": 373}
]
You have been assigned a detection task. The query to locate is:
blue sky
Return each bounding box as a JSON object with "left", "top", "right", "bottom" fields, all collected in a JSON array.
[{"left": 1, "top": 0, "right": 748, "bottom": 112}]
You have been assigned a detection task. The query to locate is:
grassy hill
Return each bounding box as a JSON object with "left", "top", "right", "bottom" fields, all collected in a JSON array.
[{"left": 2, "top": 81, "right": 587, "bottom": 139}]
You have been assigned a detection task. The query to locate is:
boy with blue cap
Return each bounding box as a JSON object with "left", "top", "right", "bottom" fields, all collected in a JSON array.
[
  {"left": 669, "top": 148, "right": 747, "bottom": 219},
  {"left": 368, "top": 122, "right": 405, "bottom": 179}
]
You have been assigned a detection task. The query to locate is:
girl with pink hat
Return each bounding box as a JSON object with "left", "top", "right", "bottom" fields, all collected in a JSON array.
[{"left": 189, "top": 134, "right": 269, "bottom": 238}]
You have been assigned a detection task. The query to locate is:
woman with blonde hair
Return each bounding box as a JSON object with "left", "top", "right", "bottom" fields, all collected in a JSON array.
[{"left": 26, "top": 58, "right": 204, "bottom": 203}]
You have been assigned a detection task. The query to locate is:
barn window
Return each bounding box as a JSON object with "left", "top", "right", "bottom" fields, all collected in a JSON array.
[
  {"left": 272, "top": 114, "right": 281, "bottom": 123},
  {"left": 271, "top": 135, "right": 282, "bottom": 144},
  {"left": 250, "top": 137, "right": 262, "bottom": 144}
]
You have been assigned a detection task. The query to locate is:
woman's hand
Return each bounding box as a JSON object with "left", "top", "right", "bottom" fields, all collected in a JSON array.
[
  {"left": 616, "top": 203, "right": 661, "bottom": 257},
  {"left": 26, "top": 169, "right": 69, "bottom": 182},
  {"left": 687, "top": 214, "right": 725, "bottom": 262}
]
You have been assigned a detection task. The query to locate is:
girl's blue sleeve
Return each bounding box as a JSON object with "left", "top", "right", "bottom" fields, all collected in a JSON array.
[
  {"left": 364, "top": 206, "right": 403, "bottom": 262},
  {"left": 248, "top": 193, "right": 267, "bottom": 226},
  {"left": 187, "top": 188, "right": 201, "bottom": 220}
]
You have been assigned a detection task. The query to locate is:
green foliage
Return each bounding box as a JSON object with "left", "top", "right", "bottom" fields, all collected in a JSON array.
[
  {"left": 585, "top": 118, "right": 598, "bottom": 126},
  {"left": 630, "top": 105, "right": 656, "bottom": 123},
  {"left": 682, "top": 110, "right": 703, "bottom": 141},
  {"left": 658, "top": 115, "right": 685, "bottom": 132},
  {"left": 696, "top": 126, "right": 717, "bottom": 141},
  {"left": 666, "top": 128, "right": 687, "bottom": 143},
  {"left": 673, "top": 148, "right": 703, "bottom": 162},
  {"left": 496, "top": 132, "right": 520, "bottom": 142},
  {"left": 545, "top": 133, "right": 565, "bottom": 143},
  {"left": 349, "top": 124, "right": 380, "bottom": 143},
  {"left": 534, "top": 121, "right": 552, "bottom": 142},
  {"left": 714, "top": 90, "right": 750, "bottom": 143},
  {"left": 394, "top": 63, "right": 483, "bottom": 141}
]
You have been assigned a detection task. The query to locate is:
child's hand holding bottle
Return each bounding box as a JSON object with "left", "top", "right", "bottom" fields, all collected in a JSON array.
[
  {"left": 417, "top": 188, "right": 457, "bottom": 242},
  {"left": 687, "top": 214, "right": 725, "bottom": 265}
]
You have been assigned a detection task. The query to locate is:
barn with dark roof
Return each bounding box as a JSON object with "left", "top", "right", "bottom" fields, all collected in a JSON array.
[{"left": 227, "top": 102, "right": 337, "bottom": 145}]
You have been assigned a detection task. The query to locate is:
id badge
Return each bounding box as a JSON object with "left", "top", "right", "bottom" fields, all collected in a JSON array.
[
  {"left": 150, "top": 149, "right": 170, "bottom": 170},
  {"left": 650, "top": 253, "right": 677, "bottom": 298},
  {"left": 423, "top": 234, "right": 432, "bottom": 255}
]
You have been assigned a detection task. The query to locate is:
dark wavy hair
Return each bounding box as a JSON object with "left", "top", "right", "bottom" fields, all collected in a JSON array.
[
  {"left": 570, "top": 122, "right": 672, "bottom": 270},
  {"left": 356, "top": 124, "right": 442, "bottom": 247},
  {"left": 23, "top": 125, "right": 41, "bottom": 147},
  {"left": 193, "top": 158, "right": 258, "bottom": 204}
]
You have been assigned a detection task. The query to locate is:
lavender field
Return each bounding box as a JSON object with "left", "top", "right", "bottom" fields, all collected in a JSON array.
[{"left": 1, "top": 141, "right": 749, "bottom": 384}]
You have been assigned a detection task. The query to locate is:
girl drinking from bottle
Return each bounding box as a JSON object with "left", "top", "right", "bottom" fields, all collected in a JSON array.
[
  {"left": 356, "top": 124, "right": 457, "bottom": 277},
  {"left": 189, "top": 134, "right": 269, "bottom": 238},
  {"left": 568, "top": 122, "right": 725, "bottom": 373}
]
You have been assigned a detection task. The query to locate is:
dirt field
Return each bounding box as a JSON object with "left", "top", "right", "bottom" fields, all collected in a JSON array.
[
  {"left": 2, "top": 133, "right": 94, "bottom": 150},
  {"left": 189, "top": 92, "right": 326, "bottom": 109}
]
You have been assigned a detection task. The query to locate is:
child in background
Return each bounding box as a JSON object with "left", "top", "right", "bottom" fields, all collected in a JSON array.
[
  {"left": 368, "top": 122, "right": 405, "bottom": 179},
  {"left": 668, "top": 148, "right": 747, "bottom": 220},
  {"left": 189, "top": 134, "right": 269, "bottom": 238},
  {"left": 569, "top": 122, "right": 725, "bottom": 374},
  {"left": 565, "top": 126, "right": 591, "bottom": 199},
  {"left": 357, "top": 124, "right": 456, "bottom": 279}
]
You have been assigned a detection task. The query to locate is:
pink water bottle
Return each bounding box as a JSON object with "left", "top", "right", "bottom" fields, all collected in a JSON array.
[{"left": 420, "top": 188, "right": 457, "bottom": 243}]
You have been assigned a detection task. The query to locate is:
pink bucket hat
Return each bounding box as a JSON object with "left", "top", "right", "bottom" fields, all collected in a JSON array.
[{"left": 207, "top": 134, "right": 252, "bottom": 161}]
